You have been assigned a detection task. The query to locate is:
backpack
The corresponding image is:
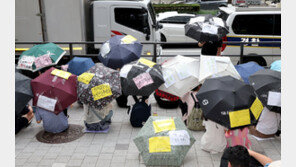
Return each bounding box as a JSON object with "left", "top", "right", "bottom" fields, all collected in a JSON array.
[
  {"left": 154, "top": 89, "right": 180, "bottom": 109},
  {"left": 128, "top": 96, "right": 151, "bottom": 127},
  {"left": 187, "top": 93, "right": 205, "bottom": 131}
]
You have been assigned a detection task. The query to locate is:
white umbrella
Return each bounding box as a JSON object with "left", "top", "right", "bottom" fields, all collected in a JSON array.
[
  {"left": 158, "top": 55, "right": 200, "bottom": 97},
  {"left": 199, "top": 55, "right": 242, "bottom": 84}
]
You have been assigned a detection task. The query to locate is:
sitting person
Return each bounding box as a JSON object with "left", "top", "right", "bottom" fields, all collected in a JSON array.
[
  {"left": 201, "top": 118, "right": 227, "bottom": 154},
  {"left": 220, "top": 145, "right": 281, "bottom": 167},
  {"left": 83, "top": 103, "right": 113, "bottom": 131},
  {"left": 249, "top": 107, "right": 281, "bottom": 138},
  {"left": 15, "top": 105, "right": 34, "bottom": 134},
  {"left": 35, "top": 107, "right": 69, "bottom": 133},
  {"left": 225, "top": 126, "right": 252, "bottom": 149}
]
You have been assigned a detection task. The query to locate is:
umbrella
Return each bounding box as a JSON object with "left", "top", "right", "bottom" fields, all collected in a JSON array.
[
  {"left": 98, "top": 35, "right": 143, "bottom": 69},
  {"left": 120, "top": 58, "right": 164, "bottom": 96},
  {"left": 158, "top": 55, "right": 200, "bottom": 97},
  {"left": 270, "top": 60, "right": 281, "bottom": 72},
  {"left": 185, "top": 15, "right": 229, "bottom": 42},
  {"left": 67, "top": 57, "right": 95, "bottom": 76},
  {"left": 196, "top": 76, "right": 264, "bottom": 130},
  {"left": 31, "top": 67, "right": 77, "bottom": 115},
  {"left": 249, "top": 69, "right": 281, "bottom": 113},
  {"left": 234, "top": 61, "right": 264, "bottom": 84},
  {"left": 133, "top": 116, "right": 196, "bottom": 166},
  {"left": 16, "top": 43, "right": 66, "bottom": 72},
  {"left": 199, "top": 55, "right": 242, "bottom": 84},
  {"left": 15, "top": 71, "right": 33, "bottom": 116},
  {"left": 77, "top": 63, "right": 122, "bottom": 110}
]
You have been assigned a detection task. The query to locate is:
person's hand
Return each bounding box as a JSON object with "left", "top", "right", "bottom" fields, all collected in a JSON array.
[
  {"left": 198, "top": 41, "right": 206, "bottom": 47},
  {"left": 28, "top": 105, "right": 33, "bottom": 113}
]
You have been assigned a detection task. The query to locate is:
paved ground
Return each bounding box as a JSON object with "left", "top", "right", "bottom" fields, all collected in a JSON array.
[{"left": 15, "top": 96, "right": 281, "bottom": 167}]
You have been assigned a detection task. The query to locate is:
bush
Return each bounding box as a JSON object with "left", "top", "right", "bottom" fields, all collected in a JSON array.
[{"left": 153, "top": 4, "right": 200, "bottom": 14}]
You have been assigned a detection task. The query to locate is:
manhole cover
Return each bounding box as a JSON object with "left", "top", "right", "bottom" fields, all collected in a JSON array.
[{"left": 36, "top": 124, "right": 84, "bottom": 144}]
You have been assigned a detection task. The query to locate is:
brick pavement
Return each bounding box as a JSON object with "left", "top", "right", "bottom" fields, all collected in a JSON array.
[{"left": 15, "top": 96, "right": 281, "bottom": 167}]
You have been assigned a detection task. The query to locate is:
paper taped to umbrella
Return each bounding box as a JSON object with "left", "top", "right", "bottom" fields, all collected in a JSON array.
[
  {"left": 185, "top": 15, "right": 229, "bottom": 42},
  {"left": 77, "top": 63, "right": 121, "bottom": 110},
  {"left": 31, "top": 67, "right": 77, "bottom": 115},
  {"left": 100, "top": 41, "right": 111, "bottom": 58},
  {"left": 120, "top": 58, "right": 164, "bottom": 96},
  {"left": 121, "top": 35, "right": 137, "bottom": 44},
  {"left": 133, "top": 116, "right": 196, "bottom": 166},
  {"left": 18, "top": 56, "right": 35, "bottom": 70},
  {"left": 34, "top": 53, "right": 53, "bottom": 69},
  {"left": 267, "top": 91, "right": 281, "bottom": 107}
]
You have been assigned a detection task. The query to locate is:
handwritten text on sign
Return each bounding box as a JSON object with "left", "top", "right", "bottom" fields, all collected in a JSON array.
[
  {"left": 121, "top": 35, "right": 137, "bottom": 44},
  {"left": 18, "top": 56, "right": 35, "bottom": 69},
  {"left": 51, "top": 69, "right": 72, "bottom": 80},
  {"left": 149, "top": 136, "right": 171, "bottom": 153},
  {"left": 133, "top": 73, "right": 154, "bottom": 90},
  {"left": 78, "top": 73, "right": 95, "bottom": 84},
  {"left": 37, "top": 95, "right": 57, "bottom": 112},
  {"left": 153, "top": 118, "right": 176, "bottom": 133},
  {"left": 168, "top": 130, "right": 190, "bottom": 146},
  {"left": 138, "top": 58, "right": 156, "bottom": 68},
  {"left": 34, "top": 54, "right": 53, "bottom": 69},
  {"left": 91, "top": 83, "right": 113, "bottom": 101}
]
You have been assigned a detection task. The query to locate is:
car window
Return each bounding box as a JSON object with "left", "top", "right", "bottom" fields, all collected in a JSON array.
[
  {"left": 115, "top": 8, "right": 149, "bottom": 33},
  {"left": 159, "top": 16, "right": 194, "bottom": 24},
  {"left": 232, "top": 14, "right": 274, "bottom": 35},
  {"left": 274, "top": 14, "right": 281, "bottom": 36}
]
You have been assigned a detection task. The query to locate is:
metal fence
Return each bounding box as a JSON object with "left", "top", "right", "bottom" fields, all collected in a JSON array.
[{"left": 15, "top": 41, "right": 281, "bottom": 64}]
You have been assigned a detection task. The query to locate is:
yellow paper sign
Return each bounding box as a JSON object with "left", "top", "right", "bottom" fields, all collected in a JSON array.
[
  {"left": 250, "top": 97, "right": 263, "bottom": 120},
  {"left": 121, "top": 35, "right": 137, "bottom": 44},
  {"left": 78, "top": 73, "right": 95, "bottom": 84},
  {"left": 91, "top": 83, "right": 113, "bottom": 101},
  {"left": 138, "top": 58, "right": 156, "bottom": 68},
  {"left": 153, "top": 118, "right": 176, "bottom": 133},
  {"left": 229, "top": 109, "right": 251, "bottom": 128},
  {"left": 51, "top": 69, "right": 72, "bottom": 80},
  {"left": 149, "top": 136, "right": 171, "bottom": 153}
]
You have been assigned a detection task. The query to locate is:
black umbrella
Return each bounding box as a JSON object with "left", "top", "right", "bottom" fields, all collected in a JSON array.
[
  {"left": 15, "top": 71, "right": 33, "bottom": 116},
  {"left": 185, "top": 15, "right": 229, "bottom": 41},
  {"left": 196, "top": 76, "right": 263, "bottom": 130},
  {"left": 120, "top": 58, "right": 164, "bottom": 96},
  {"left": 249, "top": 69, "right": 281, "bottom": 113}
]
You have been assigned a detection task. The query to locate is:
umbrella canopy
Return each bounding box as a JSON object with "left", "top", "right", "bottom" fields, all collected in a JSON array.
[
  {"left": 120, "top": 58, "right": 164, "bottom": 96},
  {"left": 15, "top": 71, "right": 33, "bottom": 116},
  {"left": 199, "top": 55, "right": 241, "bottom": 84},
  {"left": 16, "top": 43, "right": 66, "bottom": 72},
  {"left": 133, "top": 116, "right": 196, "bottom": 166},
  {"left": 77, "top": 63, "right": 122, "bottom": 110},
  {"left": 185, "top": 15, "right": 229, "bottom": 42},
  {"left": 67, "top": 57, "right": 95, "bottom": 76},
  {"left": 158, "top": 55, "right": 200, "bottom": 97},
  {"left": 98, "top": 35, "right": 143, "bottom": 69},
  {"left": 31, "top": 67, "right": 77, "bottom": 115},
  {"left": 249, "top": 69, "right": 281, "bottom": 113},
  {"left": 235, "top": 61, "right": 264, "bottom": 84},
  {"left": 196, "top": 76, "right": 264, "bottom": 130},
  {"left": 270, "top": 60, "right": 281, "bottom": 72}
]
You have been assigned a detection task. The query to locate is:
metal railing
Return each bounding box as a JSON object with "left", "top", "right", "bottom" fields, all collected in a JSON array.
[{"left": 15, "top": 41, "right": 281, "bottom": 64}]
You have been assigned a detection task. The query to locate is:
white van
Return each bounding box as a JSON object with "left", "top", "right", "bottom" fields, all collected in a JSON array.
[{"left": 218, "top": 5, "right": 281, "bottom": 65}]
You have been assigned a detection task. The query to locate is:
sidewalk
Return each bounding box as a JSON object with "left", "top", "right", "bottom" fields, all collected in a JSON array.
[{"left": 15, "top": 96, "right": 281, "bottom": 167}]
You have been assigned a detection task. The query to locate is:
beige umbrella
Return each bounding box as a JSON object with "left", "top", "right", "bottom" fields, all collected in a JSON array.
[
  {"left": 199, "top": 55, "right": 242, "bottom": 84},
  {"left": 158, "top": 55, "right": 200, "bottom": 97}
]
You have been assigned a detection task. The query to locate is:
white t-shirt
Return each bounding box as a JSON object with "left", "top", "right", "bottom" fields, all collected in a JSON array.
[
  {"left": 256, "top": 107, "right": 281, "bottom": 135},
  {"left": 201, "top": 119, "right": 227, "bottom": 154}
]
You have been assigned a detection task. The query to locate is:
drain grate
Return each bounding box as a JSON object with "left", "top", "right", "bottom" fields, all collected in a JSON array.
[{"left": 36, "top": 124, "right": 84, "bottom": 144}]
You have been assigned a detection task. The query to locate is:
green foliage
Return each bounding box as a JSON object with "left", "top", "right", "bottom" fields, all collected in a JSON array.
[{"left": 153, "top": 4, "right": 200, "bottom": 14}]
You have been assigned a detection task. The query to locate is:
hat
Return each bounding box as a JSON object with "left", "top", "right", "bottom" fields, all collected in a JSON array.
[{"left": 269, "top": 160, "right": 281, "bottom": 167}]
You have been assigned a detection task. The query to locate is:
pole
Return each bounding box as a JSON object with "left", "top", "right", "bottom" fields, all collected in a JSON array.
[{"left": 239, "top": 43, "right": 244, "bottom": 64}]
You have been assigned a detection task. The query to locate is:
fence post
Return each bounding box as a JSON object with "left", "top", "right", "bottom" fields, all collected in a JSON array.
[
  {"left": 69, "top": 43, "right": 73, "bottom": 59},
  {"left": 239, "top": 43, "right": 244, "bottom": 64},
  {"left": 153, "top": 43, "right": 157, "bottom": 63}
]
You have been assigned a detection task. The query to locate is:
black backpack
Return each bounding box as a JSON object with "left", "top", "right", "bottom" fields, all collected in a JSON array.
[
  {"left": 128, "top": 96, "right": 151, "bottom": 127},
  {"left": 116, "top": 94, "right": 129, "bottom": 108}
]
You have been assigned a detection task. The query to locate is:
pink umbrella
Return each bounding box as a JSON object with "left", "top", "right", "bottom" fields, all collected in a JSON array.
[{"left": 31, "top": 67, "right": 77, "bottom": 115}]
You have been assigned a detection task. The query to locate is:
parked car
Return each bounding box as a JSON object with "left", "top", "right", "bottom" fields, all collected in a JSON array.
[{"left": 156, "top": 11, "right": 197, "bottom": 43}]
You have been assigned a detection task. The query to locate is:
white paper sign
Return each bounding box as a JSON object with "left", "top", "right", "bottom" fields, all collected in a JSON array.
[
  {"left": 175, "top": 65, "right": 191, "bottom": 80},
  {"left": 120, "top": 65, "right": 133, "bottom": 78},
  {"left": 168, "top": 130, "right": 190, "bottom": 146},
  {"left": 37, "top": 95, "right": 57, "bottom": 112},
  {"left": 163, "top": 70, "right": 177, "bottom": 88},
  {"left": 267, "top": 91, "right": 281, "bottom": 107},
  {"left": 202, "top": 23, "right": 218, "bottom": 34},
  {"left": 18, "top": 56, "right": 35, "bottom": 69},
  {"left": 100, "top": 41, "right": 111, "bottom": 58}
]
